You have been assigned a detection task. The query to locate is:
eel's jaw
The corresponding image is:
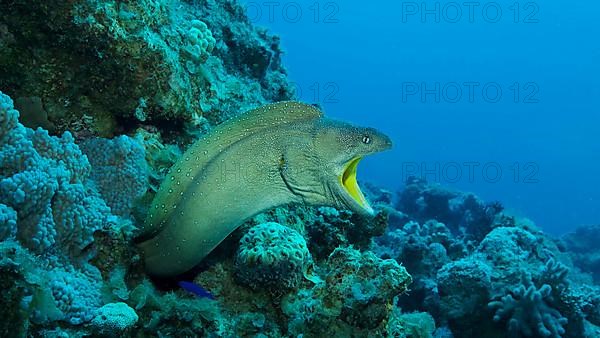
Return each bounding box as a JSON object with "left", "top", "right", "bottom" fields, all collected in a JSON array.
[{"left": 339, "top": 157, "right": 375, "bottom": 215}]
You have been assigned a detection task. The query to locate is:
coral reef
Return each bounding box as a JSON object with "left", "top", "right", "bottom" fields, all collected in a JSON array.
[
  {"left": 0, "top": 92, "right": 143, "bottom": 330},
  {"left": 0, "top": 0, "right": 293, "bottom": 137},
  {"left": 398, "top": 176, "right": 504, "bottom": 241},
  {"left": 234, "top": 222, "right": 312, "bottom": 291},
  {"left": 489, "top": 277, "right": 568, "bottom": 337},
  {"left": 0, "top": 0, "right": 598, "bottom": 336},
  {"left": 375, "top": 177, "right": 600, "bottom": 337},
  {"left": 2, "top": 84, "right": 599, "bottom": 336},
  {"left": 80, "top": 135, "right": 148, "bottom": 217},
  {"left": 0, "top": 203, "right": 17, "bottom": 240},
  {"left": 282, "top": 246, "right": 412, "bottom": 336},
  {"left": 3, "top": 84, "right": 598, "bottom": 336},
  {"left": 91, "top": 302, "right": 139, "bottom": 335},
  {"left": 437, "top": 256, "right": 493, "bottom": 329},
  {"left": 0, "top": 91, "right": 110, "bottom": 258},
  {"left": 251, "top": 204, "right": 388, "bottom": 261},
  {"left": 0, "top": 5, "right": 423, "bottom": 333},
  {"left": 560, "top": 224, "right": 600, "bottom": 283}
]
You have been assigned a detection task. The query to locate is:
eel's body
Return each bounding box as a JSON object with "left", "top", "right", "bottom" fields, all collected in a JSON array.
[{"left": 137, "top": 102, "right": 392, "bottom": 276}]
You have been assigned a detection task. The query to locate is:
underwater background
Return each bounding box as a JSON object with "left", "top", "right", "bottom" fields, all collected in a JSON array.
[
  {"left": 0, "top": 0, "right": 598, "bottom": 337},
  {"left": 244, "top": 0, "right": 600, "bottom": 236}
]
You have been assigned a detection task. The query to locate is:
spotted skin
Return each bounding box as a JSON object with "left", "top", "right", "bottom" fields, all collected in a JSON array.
[
  {"left": 140, "top": 102, "right": 323, "bottom": 241},
  {"left": 137, "top": 102, "right": 392, "bottom": 276}
]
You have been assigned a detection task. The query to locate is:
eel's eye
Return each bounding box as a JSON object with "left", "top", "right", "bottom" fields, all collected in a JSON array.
[{"left": 362, "top": 135, "right": 371, "bottom": 144}]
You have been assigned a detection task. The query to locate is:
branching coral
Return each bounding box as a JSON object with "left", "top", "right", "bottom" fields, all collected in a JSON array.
[
  {"left": 489, "top": 278, "right": 568, "bottom": 337},
  {"left": 538, "top": 257, "right": 570, "bottom": 291}
]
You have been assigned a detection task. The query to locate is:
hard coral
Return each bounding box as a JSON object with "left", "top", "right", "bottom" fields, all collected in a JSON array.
[
  {"left": 397, "top": 176, "right": 502, "bottom": 241},
  {"left": 326, "top": 247, "right": 412, "bottom": 329},
  {"left": 0, "top": 203, "right": 17, "bottom": 240},
  {"left": 128, "top": 279, "right": 222, "bottom": 336},
  {"left": 561, "top": 224, "right": 600, "bottom": 283},
  {"left": 375, "top": 218, "right": 466, "bottom": 317},
  {"left": 489, "top": 278, "right": 568, "bottom": 337},
  {"left": 0, "top": 91, "right": 113, "bottom": 257},
  {"left": 46, "top": 263, "right": 103, "bottom": 325},
  {"left": 234, "top": 222, "right": 311, "bottom": 291},
  {"left": 437, "top": 257, "right": 493, "bottom": 334},
  {"left": 477, "top": 226, "right": 539, "bottom": 271},
  {"left": 0, "top": 244, "right": 29, "bottom": 337},
  {"left": 283, "top": 246, "right": 412, "bottom": 335},
  {"left": 91, "top": 302, "right": 139, "bottom": 335},
  {"left": 81, "top": 135, "right": 149, "bottom": 217},
  {"left": 0, "top": 0, "right": 293, "bottom": 136},
  {"left": 391, "top": 311, "right": 437, "bottom": 338},
  {"left": 184, "top": 20, "right": 217, "bottom": 64}
]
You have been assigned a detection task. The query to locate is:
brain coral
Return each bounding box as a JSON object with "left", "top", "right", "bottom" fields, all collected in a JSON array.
[
  {"left": 234, "top": 222, "right": 311, "bottom": 291},
  {"left": 91, "top": 302, "right": 139, "bottom": 334}
]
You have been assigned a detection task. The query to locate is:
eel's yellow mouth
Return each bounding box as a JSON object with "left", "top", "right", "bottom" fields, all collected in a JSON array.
[{"left": 340, "top": 157, "right": 373, "bottom": 213}]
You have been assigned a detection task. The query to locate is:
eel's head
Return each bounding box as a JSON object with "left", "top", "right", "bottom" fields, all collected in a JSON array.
[{"left": 312, "top": 120, "right": 392, "bottom": 216}]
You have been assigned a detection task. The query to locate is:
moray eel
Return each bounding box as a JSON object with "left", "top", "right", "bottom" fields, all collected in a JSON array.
[{"left": 137, "top": 102, "right": 392, "bottom": 276}]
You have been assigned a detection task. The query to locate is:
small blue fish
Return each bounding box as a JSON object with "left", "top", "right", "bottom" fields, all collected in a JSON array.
[{"left": 178, "top": 281, "right": 216, "bottom": 300}]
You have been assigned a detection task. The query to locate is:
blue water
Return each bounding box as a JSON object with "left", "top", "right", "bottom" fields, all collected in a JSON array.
[{"left": 243, "top": 0, "right": 600, "bottom": 235}]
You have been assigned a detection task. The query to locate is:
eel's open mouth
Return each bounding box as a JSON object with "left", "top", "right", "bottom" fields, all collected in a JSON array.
[{"left": 340, "top": 157, "right": 374, "bottom": 214}]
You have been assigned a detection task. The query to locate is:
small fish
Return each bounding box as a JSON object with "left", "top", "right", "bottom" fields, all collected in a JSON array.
[{"left": 178, "top": 281, "right": 216, "bottom": 300}]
